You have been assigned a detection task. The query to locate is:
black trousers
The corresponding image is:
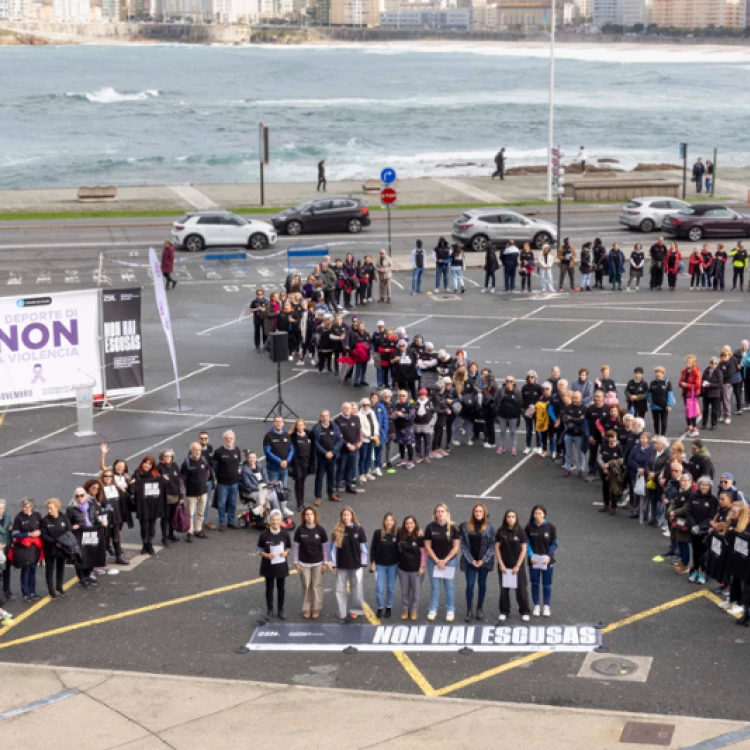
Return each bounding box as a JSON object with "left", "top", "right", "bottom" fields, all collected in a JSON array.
[
  {"left": 163, "top": 272, "right": 176, "bottom": 289},
  {"left": 630, "top": 401, "right": 648, "bottom": 418},
  {"left": 294, "top": 476, "right": 307, "bottom": 508},
  {"left": 732, "top": 267, "right": 744, "bottom": 290},
  {"left": 432, "top": 418, "right": 448, "bottom": 450},
  {"left": 161, "top": 503, "right": 178, "bottom": 540},
  {"left": 499, "top": 565, "right": 530, "bottom": 615},
  {"left": 701, "top": 396, "right": 720, "bottom": 428},
  {"left": 265, "top": 577, "right": 286, "bottom": 610},
  {"left": 109, "top": 522, "right": 124, "bottom": 557},
  {"left": 2, "top": 566, "right": 11, "bottom": 596},
  {"left": 140, "top": 518, "right": 157, "bottom": 544},
  {"left": 317, "top": 178, "right": 326, "bottom": 192},
  {"left": 324, "top": 290, "right": 338, "bottom": 313},
  {"left": 594, "top": 268, "right": 604, "bottom": 287},
  {"left": 650, "top": 265, "right": 664, "bottom": 289},
  {"left": 601, "top": 473, "right": 620, "bottom": 508},
  {"left": 318, "top": 350, "right": 333, "bottom": 372},
  {"left": 690, "top": 534, "right": 707, "bottom": 573},
  {"left": 652, "top": 410, "right": 668, "bottom": 436},
  {"left": 45, "top": 556, "right": 65, "bottom": 594},
  {"left": 253, "top": 319, "right": 267, "bottom": 350}
]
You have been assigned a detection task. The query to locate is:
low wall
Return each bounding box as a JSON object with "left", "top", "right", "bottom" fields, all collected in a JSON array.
[{"left": 564, "top": 179, "right": 682, "bottom": 202}]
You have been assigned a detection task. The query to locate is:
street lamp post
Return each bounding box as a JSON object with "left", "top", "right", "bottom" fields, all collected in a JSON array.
[{"left": 546, "top": 0, "right": 556, "bottom": 202}]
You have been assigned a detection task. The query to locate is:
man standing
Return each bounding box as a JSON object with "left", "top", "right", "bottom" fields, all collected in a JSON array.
[
  {"left": 263, "top": 416, "right": 294, "bottom": 489},
  {"left": 378, "top": 249, "right": 393, "bottom": 303},
  {"left": 313, "top": 410, "right": 343, "bottom": 505},
  {"left": 433, "top": 239, "right": 452, "bottom": 293},
  {"left": 320, "top": 261, "right": 339, "bottom": 313},
  {"left": 197, "top": 431, "right": 216, "bottom": 530},
  {"left": 649, "top": 237, "right": 667, "bottom": 291},
  {"left": 730, "top": 242, "right": 748, "bottom": 291},
  {"left": 212, "top": 430, "right": 241, "bottom": 531},
  {"left": 557, "top": 238, "right": 577, "bottom": 292},
  {"left": 492, "top": 147, "right": 505, "bottom": 180},
  {"left": 570, "top": 367, "right": 594, "bottom": 408},
  {"left": 692, "top": 157, "right": 705, "bottom": 194},
  {"left": 317, "top": 160, "right": 326, "bottom": 192},
  {"left": 335, "top": 402, "right": 362, "bottom": 495},
  {"left": 250, "top": 288, "right": 268, "bottom": 353},
  {"left": 576, "top": 145, "right": 587, "bottom": 174},
  {"left": 180, "top": 443, "right": 209, "bottom": 541},
  {"left": 562, "top": 391, "right": 586, "bottom": 478},
  {"left": 411, "top": 239, "right": 425, "bottom": 295}
]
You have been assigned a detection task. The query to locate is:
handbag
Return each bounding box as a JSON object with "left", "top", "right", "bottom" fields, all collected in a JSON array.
[
  {"left": 685, "top": 387, "right": 701, "bottom": 420},
  {"left": 524, "top": 404, "right": 536, "bottom": 419},
  {"left": 633, "top": 475, "right": 646, "bottom": 496},
  {"left": 172, "top": 503, "right": 191, "bottom": 534}
]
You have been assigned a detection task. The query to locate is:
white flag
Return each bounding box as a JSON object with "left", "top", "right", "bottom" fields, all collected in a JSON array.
[{"left": 148, "top": 247, "right": 181, "bottom": 402}]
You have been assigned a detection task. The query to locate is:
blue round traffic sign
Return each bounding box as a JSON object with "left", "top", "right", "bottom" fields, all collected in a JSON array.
[{"left": 381, "top": 168, "right": 397, "bottom": 185}]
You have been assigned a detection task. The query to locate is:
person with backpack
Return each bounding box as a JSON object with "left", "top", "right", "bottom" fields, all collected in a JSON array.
[
  {"left": 411, "top": 239, "right": 426, "bottom": 295},
  {"left": 433, "top": 238, "right": 452, "bottom": 293}
]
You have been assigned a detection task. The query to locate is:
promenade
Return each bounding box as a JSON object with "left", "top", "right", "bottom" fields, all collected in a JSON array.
[
  {"left": 1, "top": 166, "right": 749, "bottom": 216},
  {"left": 2, "top": 662, "right": 749, "bottom": 749}
]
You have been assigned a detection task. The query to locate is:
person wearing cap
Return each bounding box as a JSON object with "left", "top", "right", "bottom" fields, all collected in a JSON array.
[
  {"left": 414, "top": 388, "right": 437, "bottom": 463},
  {"left": 701, "top": 356, "right": 723, "bottom": 431},
  {"left": 257, "top": 509, "right": 291, "bottom": 620},
  {"left": 717, "top": 473, "right": 747, "bottom": 506},
  {"left": 357, "top": 398, "right": 379, "bottom": 482}
]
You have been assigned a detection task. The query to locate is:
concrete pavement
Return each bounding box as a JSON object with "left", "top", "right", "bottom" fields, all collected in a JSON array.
[
  {"left": 1, "top": 662, "right": 749, "bottom": 749},
  {"left": 2, "top": 167, "right": 749, "bottom": 215}
]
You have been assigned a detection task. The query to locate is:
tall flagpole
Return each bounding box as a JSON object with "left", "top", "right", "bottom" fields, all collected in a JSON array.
[{"left": 546, "top": 0, "right": 555, "bottom": 202}]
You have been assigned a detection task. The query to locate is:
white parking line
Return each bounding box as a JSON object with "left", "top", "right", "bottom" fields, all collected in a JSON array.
[
  {"left": 552, "top": 320, "right": 603, "bottom": 352},
  {"left": 645, "top": 300, "right": 724, "bottom": 355},
  {"left": 474, "top": 451, "right": 537, "bottom": 499},
  {"left": 461, "top": 318, "right": 516, "bottom": 348}
]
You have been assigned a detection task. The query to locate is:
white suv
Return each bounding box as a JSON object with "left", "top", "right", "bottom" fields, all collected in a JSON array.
[{"left": 171, "top": 210, "right": 277, "bottom": 252}]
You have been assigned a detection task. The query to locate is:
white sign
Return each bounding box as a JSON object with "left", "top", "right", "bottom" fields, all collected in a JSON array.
[
  {"left": 0, "top": 290, "right": 102, "bottom": 406},
  {"left": 148, "top": 247, "right": 181, "bottom": 402}
]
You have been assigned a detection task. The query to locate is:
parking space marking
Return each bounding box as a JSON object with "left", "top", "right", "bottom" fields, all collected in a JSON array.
[
  {"left": 0, "top": 577, "right": 78, "bottom": 640},
  {"left": 552, "top": 320, "right": 603, "bottom": 352},
  {"left": 403, "top": 315, "right": 433, "bottom": 329},
  {"left": 521, "top": 305, "right": 545, "bottom": 319},
  {"left": 476, "top": 451, "right": 536, "bottom": 499},
  {"left": 461, "top": 318, "right": 516, "bottom": 348},
  {"left": 196, "top": 317, "right": 244, "bottom": 336},
  {"left": 647, "top": 300, "right": 724, "bottom": 355}
]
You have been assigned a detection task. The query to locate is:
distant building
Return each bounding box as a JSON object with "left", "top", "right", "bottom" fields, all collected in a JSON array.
[
  {"left": 572, "top": 0, "right": 591, "bottom": 18},
  {"left": 330, "top": 0, "right": 380, "bottom": 25},
  {"left": 380, "top": 5, "right": 471, "bottom": 25},
  {"left": 0, "top": 0, "right": 9, "bottom": 18},
  {"left": 6, "top": 0, "right": 29, "bottom": 20},
  {"left": 53, "top": 0, "right": 91, "bottom": 20},
  {"left": 563, "top": 0, "right": 579, "bottom": 21},
  {"left": 650, "top": 0, "right": 744, "bottom": 27},
  {"left": 593, "top": 0, "right": 619, "bottom": 25}
]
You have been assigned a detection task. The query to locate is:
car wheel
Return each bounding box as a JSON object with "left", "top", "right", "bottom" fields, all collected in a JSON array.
[
  {"left": 287, "top": 220, "right": 302, "bottom": 236},
  {"left": 249, "top": 233, "right": 269, "bottom": 250},
  {"left": 470, "top": 234, "right": 488, "bottom": 252},
  {"left": 688, "top": 227, "right": 703, "bottom": 242},
  {"left": 347, "top": 218, "right": 363, "bottom": 234},
  {"left": 639, "top": 218, "right": 655, "bottom": 233},
  {"left": 532, "top": 232, "right": 552, "bottom": 250},
  {"left": 184, "top": 234, "right": 204, "bottom": 253}
]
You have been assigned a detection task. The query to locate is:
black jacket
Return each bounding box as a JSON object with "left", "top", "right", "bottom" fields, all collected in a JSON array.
[
  {"left": 496, "top": 387, "right": 522, "bottom": 420},
  {"left": 40, "top": 513, "right": 75, "bottom": 559},
  {"left": 67, "top": 500, "right": 103, "bottom": 529},
  {"left": 701, "top": 366, "right": 723, "bottom": 398},
  {"left": 290, "top": 430, "right": 316, "bottom": 479}
]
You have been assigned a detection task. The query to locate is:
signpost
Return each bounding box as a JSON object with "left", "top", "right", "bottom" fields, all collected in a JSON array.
[
  {"left": 380, "top": 170, "right": 397, "bottom": 257},
  {"left": 679, "top": 142, "right": 688, "bottom": 199},
  {"left": 551, "top": 147, "right": 564, "bottom": 247},
  {"left": 259, "top": 122, "right": 270, "bottom": 206}
]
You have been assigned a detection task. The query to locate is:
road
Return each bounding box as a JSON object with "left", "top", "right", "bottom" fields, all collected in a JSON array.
[{"left": 0, "top": 207, "right": 644, "bottom": 290}]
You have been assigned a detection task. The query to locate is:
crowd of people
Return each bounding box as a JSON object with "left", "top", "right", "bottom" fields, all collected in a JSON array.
[{"left": 2, "top": 324, "right": 749, "bottom": 627}]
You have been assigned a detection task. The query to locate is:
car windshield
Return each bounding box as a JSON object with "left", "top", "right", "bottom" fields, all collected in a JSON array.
[
  {"left": 678, "top": 208, "right": 697, "bottom": 216},
  {"left": 626, "top": 201, "right": 641, "bottom": 209},
  {"left": 294, "top": 200, "right": 315, "bottom": 212}
]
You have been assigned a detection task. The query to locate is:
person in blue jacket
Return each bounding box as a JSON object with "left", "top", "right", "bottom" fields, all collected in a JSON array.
[
  {"left": 626, "top": 431, "right": 655, "bottom": 522},
  {"left": 312, "top": 410, "right": 344, "bottom": 506},
  {"left": 607, "top": 244, "right": 626, "bottom": 291},
  {"left": 501, "top": 241, "right": 520, "bottom": 292},
  {"left": 263, "top": 416, "right": 294, "bottom": 489},
  {"left": 371, "top": 391, "right": 389, "bottom": 477},
  {"left": 525, "top": 505, "right": 558, "bottom": 618}
]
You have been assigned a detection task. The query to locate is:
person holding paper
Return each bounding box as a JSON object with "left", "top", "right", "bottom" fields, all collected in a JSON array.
[
  {"left": 459, "top": 504, "right": 496, "bottom": 623},
  {"left": 494, "top": 510, "right": 530, "bottom": 622},
  {"left": 424, "top": 503, "right": 461, "bottom": 622},
  {"left": 330, "top": 507, "right": 368, "bottom": 622},
  {"left": 526, "top": 505, "right": 558, "bottom": 617},
  {"left": 257, "top": 510, "right": 292, "bottom": 620}
]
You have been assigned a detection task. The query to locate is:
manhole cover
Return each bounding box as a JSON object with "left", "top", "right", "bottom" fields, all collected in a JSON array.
[
  {"left": 620, "top": 721, "right": 675, "bottom": 746},
  {"left": 592, "top": 657, "right": 639, "bottom": 677}
]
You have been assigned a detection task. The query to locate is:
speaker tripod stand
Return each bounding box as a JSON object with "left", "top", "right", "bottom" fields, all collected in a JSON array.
[{"left": 264, "top": 361, "right": 299, "bottom": 422}]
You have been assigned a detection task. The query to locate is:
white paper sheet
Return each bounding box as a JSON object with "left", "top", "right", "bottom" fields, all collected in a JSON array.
[
  {"left": 432, "top": 565, "right": 455, "bottom": 580},
  {"left": 502, "top": 571, "right": 518, "bottom": 589}
]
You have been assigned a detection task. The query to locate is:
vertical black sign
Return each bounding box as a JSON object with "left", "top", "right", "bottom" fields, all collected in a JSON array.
[{"left": 102, "top": 288, "right": 145, "bottom": 398}]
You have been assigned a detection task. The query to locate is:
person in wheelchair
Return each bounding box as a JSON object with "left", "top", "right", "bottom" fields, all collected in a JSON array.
[{"left": 240, "top": 451, "right": 293, "bottom": 520}]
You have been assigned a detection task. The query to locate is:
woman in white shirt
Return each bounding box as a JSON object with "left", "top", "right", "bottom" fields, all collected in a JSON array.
[
  {"left": 358, "top": 397, "right": 380, "bottom": 483},
  {"left": 538, "top": 245, "right": 555, "bottom": 292}
]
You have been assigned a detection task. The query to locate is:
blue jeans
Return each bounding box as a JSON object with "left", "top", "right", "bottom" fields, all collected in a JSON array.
[
  {"left": 695, "top": 177, "right": 703, "bottom": 193},
  {"left": 375, "top": 563, "right": 398, "bottom": 609},
  {"left": 336, "top": 449, "right": 357, "bottom": 489},
  {"left": 452, "top": 266, "right": 464, "bottom": 290},
  {"left": 216, "top": 483, "right": 238, "bottom": 526},
  {"left": 563, "top": 434, "right": 585, "bottom": 471},
  {"left": 678, "top": 540, "right": 691, "bottom": 566},
  {"left": 464, "top": 564, "right": 489, "bottom": 609},
  {"left": 373, "top": 442, "right": 383, "bottom": 469},
  {"left": 483, "top": 271, "right": 496, "bottom": 289},
  {"left": 504, "top": 266, "right": 517, "bottom": 291},
  {"left": 204, "top": 479, "right": 213, "bottom": 522},
  {"left": 529, "top": 565, "right": 554, "bottom": 606},
  {"left": 524, "top": 415, "right": 541, "bottom": 449},
  {"left": 267, "top": 467, "right": 288, "bottom": 489},
  {"left": 314, "top": 456, "right": 336, "bottom": 499},
  {"left": 427, "top": 557, "right": 457, "bottom": 613},
  {"left": 20, "top": 564, "right": 37, "bottom": 598},
  {"left": 359, "top": 442, "right": 373, "bottom": 476},
  {"left": 412, "top": 267, "right": 424, "bottom": 293},
  {"left": 354, "top": 362, "right": 367, "bottom": 386},
  {"left": 435, "top": 265, "right": 449, "bottom": 290}
]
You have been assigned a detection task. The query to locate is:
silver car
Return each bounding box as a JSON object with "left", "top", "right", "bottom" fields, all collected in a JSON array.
[
  {"left": 451, "top": 209, "right": 557, "bottom": 252},
  {"left": 619, "top": 196, "right": 690, "bottom": 233}
]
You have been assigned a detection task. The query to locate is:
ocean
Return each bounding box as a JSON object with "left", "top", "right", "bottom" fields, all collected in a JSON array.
[{"left": 2, "top": 42, "right": 750, "bottom": 189}]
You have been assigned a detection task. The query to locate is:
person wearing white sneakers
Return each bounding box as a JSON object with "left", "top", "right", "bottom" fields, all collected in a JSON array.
[
  {"left": 526, "top": 505, "right": 558, "bottom": 618},
  {"left": 357, "top": 398, "right": 379, "bottom": 482},
  {"left": 725, "top": 504, "right": 750, "bottom": 618},
  {"left": 424, "top": 503, "right": 460, "bottom": 622},
  {"left": 496, "top": 375, "right": 522, "bottom": 456},
  {"left": 494, "top": 509, "right": 531, "bottom": 622},
  {"left": 521, "top": 371, "right": 543, "bottom": 455}
]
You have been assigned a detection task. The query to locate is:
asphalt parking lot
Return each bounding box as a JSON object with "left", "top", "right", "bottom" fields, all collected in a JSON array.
[{"left": 1, "top": 269, "right": 749, "bottom": 720}]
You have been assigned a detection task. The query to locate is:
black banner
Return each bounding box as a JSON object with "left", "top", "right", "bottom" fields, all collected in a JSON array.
[
  {"left": 75, "top": 526, "right": 107, "bottom": 569},
  {"left": 246, "top": 623, "right": 601, "bottom": 653},
  {"left": 102, "top": 288, "right": 144, "bottom": 398}
]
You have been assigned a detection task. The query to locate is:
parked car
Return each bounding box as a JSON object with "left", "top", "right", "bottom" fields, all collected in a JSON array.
[
  {"left": 662, "top": 204, "right": 750, "bottom": 242},
  {"left": 451, "top": 209, "right": 556, "bottom": 252},
  {"left": 171, "top": 210, "right": 277, "bottom": 252},
  {"left": 271, "top": 197, "right": 371, "bottom": 236},
  {"left": 619, "top": 196, "right": 691, "bottom": 232}
]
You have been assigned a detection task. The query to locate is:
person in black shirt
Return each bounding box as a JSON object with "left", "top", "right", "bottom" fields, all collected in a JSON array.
[
  {"left": 701, "top": 356, "right": 723, "bottom": 430},
  {"left": 526, "top": 505, "right": 558, "bottom": 617},
  {"left": 397, "top": 515, "right": 425, "bottom": 620},
  {"left": 647, "top": 366, "right": 673, "bottom": 436},
  {"left": 313, "top": 410, "right": 343, "bottom": 505},
  {"left": 213, "top": 430, "right": 242, "bottom": 530},
  {"left": 650, "top": 238, "right": 667, "bottom": 290},
  {"left": 594, "top": 365, "right": 617, "bottom": 400},
  {"left": 197, "top": 431, "right": 217, "bottom": 530},
  {"left": 628, "top": 243, "right": 645, "bottom": 291},
  {"left": 39, "top": 498, "right": 72, "bottom": 599},
  {"left": 99, "top": 469, "right": 131, "bottom": 563},
  {"left": 257, "top": 510, "right": 292, "bottom": 619},
  {"left": 424, "top": 503, "right": 461, "bottom": 622},
  {"left": 592, "top": 238, "right": 606, "bottom": 289},
  {"left": 181, "top": 442, "right": 209, "bottom": 541},
  {"left": 562, "top": 391, "right": 586, "bottom": 477},
  {"left": 625, "top": 367, "right": 649, "bottom": 419},
  {"left": 335, "top": 403, "right": 361, "bottom": 495},
  {"left": 317, "top": 159, "right": 326, "bottom": 192},
  {"left": 250, "top": 288, "right": 268, "bottom": 352},
  {"left": 459, "top": 504, "right": 496, "bottom": 623},
  {"left": 263, "top": 418, "right": 294, "bottom": 492},
  {"left": 289, "top": 418, "right": 315, "bottom": 511},
  {"left": 598, "top": 430, "right": 625, "bottom": 515},
  {"left": 331, "top": 507, "right": 368, "bottom": 622},
  {"left": 293, "top": 506, "right": 329, "bottom": 619},
  {"left": 521, "top": 370, "right": 544, "bottom": 455},
  {"left": 687, "top": 477, "right": 718, "bottom": 584},
  {"left": 495, "top": 509, "right": 531, "bottom": 621},
  {"left": 158, "top": 449, "right": 183, "bottom": 546},
  {"left": 67, "top": 488, "right": 104, "bottom": 588},
  {"left": 370, "top": 513, "right": 399, "bottom": 619}
]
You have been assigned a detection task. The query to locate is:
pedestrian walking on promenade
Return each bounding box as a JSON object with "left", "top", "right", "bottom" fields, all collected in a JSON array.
[
  {"left": 317, "top": 160, "right": 326, "bottom": 192},
  {"left": 492, "top": 147, "right": 505, "bottom": 180},
  {"left": 692, "top": 158, "right": 705, "bottom": 193}
]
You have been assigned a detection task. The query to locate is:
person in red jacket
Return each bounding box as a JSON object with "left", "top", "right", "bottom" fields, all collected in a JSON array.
[
  {"left": 679, "top": 353, "right": 702, "bottom": 438},
  {"left": 688, "top": 248, "right": 702, "bottom": 290},
  {"left": 665, "top": 242, "right": 682, "bottom": 291},
  {"left": 161, "top": 241, "right": 176, "bottom": 290},
  {"left": 699, "top": 244, "right": 714, "bottom": 288}
]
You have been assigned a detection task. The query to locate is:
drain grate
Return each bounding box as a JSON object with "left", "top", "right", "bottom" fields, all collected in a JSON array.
[
  {"left": 620, "top": 722, "right": 675, "bottom": 746},
  {"left": 592, "top": 657, "right": 639, "bottom": 677}
]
